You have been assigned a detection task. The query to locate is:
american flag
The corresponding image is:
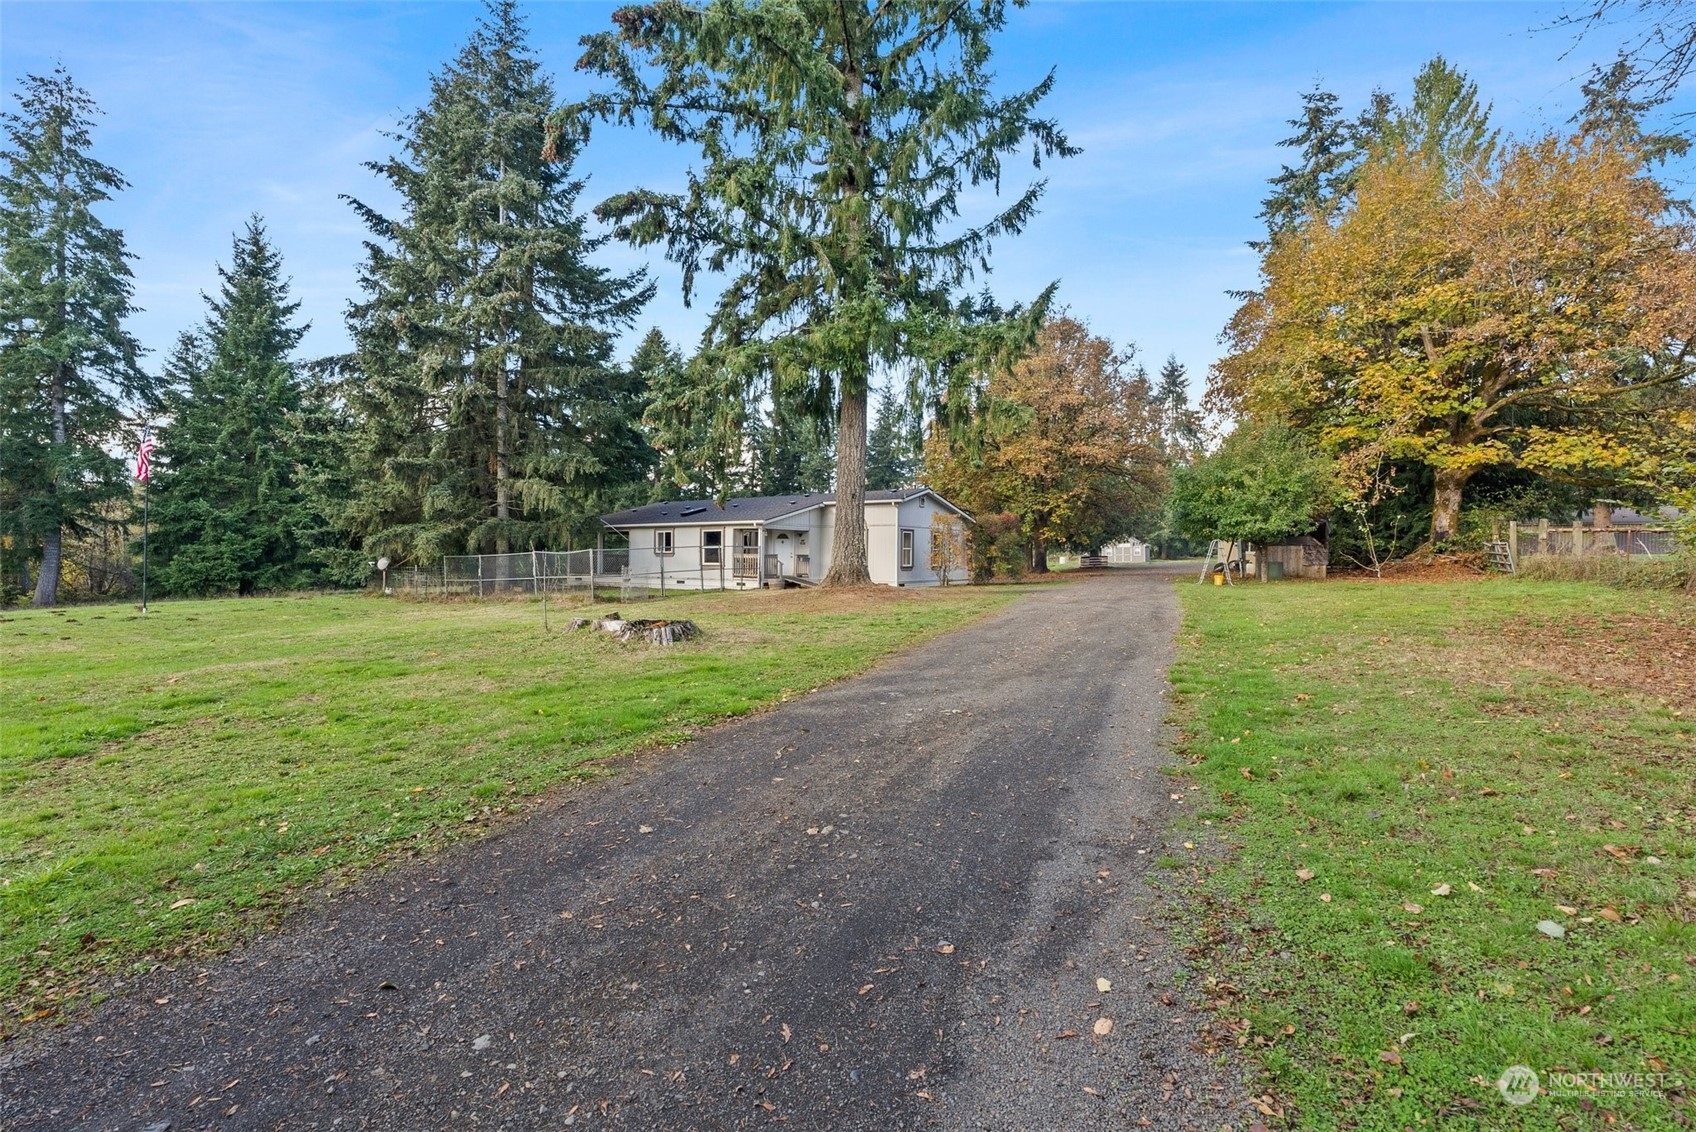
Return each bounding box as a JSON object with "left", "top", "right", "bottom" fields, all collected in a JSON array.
[{"left": 135, "top": 427, "right": 157, "bottom": 482}]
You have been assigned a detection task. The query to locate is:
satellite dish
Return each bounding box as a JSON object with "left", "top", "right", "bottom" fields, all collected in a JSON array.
[{"left": 376, "top": 557, "right": 390, "bottom": 571}]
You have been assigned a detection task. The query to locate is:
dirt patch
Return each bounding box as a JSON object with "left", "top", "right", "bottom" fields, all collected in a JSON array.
[
  {"left": 727, "top": 582, "right": 976, "bottom": 612},
  {"left": 1333, "top": 552, "right": 1491, "bottom": 583},
  {"left": 1494, "top": 611, "right": 1696, "bottom": 709}
]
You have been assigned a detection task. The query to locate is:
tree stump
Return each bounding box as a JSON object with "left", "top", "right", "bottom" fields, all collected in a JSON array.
[{"left": 571, "top": 616, "right": 700, "bottom": 645}]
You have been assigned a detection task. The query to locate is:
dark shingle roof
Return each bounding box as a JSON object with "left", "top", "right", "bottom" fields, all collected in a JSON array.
[{"left": 601, "top": 487, "right": 933, "bottom": 528}]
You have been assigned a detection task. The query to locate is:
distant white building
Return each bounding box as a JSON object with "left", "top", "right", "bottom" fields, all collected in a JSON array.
[
  {"left": 601, "top": 486, "right": 971, "bottom": 590},
  {"left": 1103, "top": 537, "right": 1149, "bottom": 564}
]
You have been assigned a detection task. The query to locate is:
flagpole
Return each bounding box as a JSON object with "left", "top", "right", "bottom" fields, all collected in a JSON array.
[
  {"left": 137, "top": 423, "right": 153, "bottom": 615},
  {"left": 141, "top": 465, "right": 151, "bottom": 615}
]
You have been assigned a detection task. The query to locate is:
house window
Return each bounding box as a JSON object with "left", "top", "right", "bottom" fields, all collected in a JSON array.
[
  {"left": 654, "top": 529, "right": 675, "bottom": 557},
  {"left": 900, "top": 528, "right": 915, "bottom": 569},
  {"left": 702, "top": 530, "right": 722, "bottom": 565}
]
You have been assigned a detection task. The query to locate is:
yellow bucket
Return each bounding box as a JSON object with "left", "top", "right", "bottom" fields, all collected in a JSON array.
[{"left": 1212, "top": 571, "right": 1224, "bottom": 586}]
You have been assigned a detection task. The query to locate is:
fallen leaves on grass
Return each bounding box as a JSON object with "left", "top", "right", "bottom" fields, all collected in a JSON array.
[{"left": 1495, "top": 611, "right": 1696, "bottom": 709}]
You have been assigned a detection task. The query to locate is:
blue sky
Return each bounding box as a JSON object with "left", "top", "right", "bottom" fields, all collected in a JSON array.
[{"left": 3, "top": 1, "right": 1690, "bottom": 399}]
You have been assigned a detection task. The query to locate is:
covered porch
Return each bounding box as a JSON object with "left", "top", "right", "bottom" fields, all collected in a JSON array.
[{"left": 753, "top": 526, "right": 816, "bottom": 587}]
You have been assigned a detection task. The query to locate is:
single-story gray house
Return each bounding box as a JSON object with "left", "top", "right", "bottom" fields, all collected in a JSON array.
[{"left": 600, "top": 486, "right": 971, "bottom": 590}]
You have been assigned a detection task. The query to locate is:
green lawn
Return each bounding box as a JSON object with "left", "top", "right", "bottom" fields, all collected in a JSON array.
[
  {"left": 1170, "top": 579, "right": 1695, "bottom": 1130},
  {"left": 0, "top": 585, "right": 1015, "bottom": 1025}
]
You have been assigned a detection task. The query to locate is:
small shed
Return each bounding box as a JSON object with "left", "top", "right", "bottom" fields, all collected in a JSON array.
[
  {"left": 1103, "top": 537, "right": 1149, "bottom": 564},
  {"left": 1251, "top": 521, "right": 1330, "bottom": 580}
]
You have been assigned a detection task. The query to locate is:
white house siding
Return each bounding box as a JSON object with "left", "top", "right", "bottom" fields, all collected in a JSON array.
[
  {"left": 815, "top": 504, "right": 837, "bottom": 579},
  {"left": 866, "top": 505, "right": 901, "bottom": 585},
  {"left": 894, "top": 495, "right": 968, "bottom": 586},
  {"left": 623, "top": 524, "right": 767, "bottom": 591}
]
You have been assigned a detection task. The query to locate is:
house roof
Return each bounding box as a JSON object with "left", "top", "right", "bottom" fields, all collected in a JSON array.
[{"left": 601, "top": 486, "right": 963, "bottom": 529}]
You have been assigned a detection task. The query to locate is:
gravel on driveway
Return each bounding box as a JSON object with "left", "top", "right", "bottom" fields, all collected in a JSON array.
[{"left": 2, "top": 570, "right": 1245, "bottom": 1131}]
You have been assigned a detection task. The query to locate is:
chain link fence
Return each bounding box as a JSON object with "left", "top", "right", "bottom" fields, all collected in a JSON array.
[{"left": 389, "top": 549, "right": 643, "bottom": 600}]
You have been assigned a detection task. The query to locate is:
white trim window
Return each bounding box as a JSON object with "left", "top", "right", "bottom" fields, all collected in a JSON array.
[
  {"left": 702, "top": 529, "right": 722, "bottom": 565},
  {"left": 654, "top": 529, "right": 675, "bottom": 557},
  {"left": 900, "top": 528, "right": 915, "bottom": 569}
]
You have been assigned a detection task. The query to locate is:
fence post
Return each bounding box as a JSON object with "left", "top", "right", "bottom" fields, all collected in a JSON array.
[
  {"left": 1573, "top": 522, "right": 1584, "bottom": 559},
  {"left": 1537, "top": 519, "right": 1549, "bottom": 554},
  {"left": 532, "top": 549, "right": 540, "bottom": 596},
  {"left": 1507, "top": 520, "right": 1519, "bottom": 574}
]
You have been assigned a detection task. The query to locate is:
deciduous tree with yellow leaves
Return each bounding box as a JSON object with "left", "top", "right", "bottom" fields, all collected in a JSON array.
[{"left": 1213, "top": 132, "right": 1696, "bottom": 543}]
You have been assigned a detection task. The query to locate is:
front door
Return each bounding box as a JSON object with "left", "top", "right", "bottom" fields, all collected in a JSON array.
[{"left": 771, "top": 531, "right": 796, "bottom": 577}]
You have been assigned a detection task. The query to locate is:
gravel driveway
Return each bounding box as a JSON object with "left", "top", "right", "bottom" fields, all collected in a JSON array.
[{"left": 2, "top": 570, "right": 1244, "bottom": 1131}]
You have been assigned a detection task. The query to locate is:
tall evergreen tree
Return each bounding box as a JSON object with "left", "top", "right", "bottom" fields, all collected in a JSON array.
[
  {"left": 1378, "top": 56, "right": 1497, "bottom": 178},
  {"left": 1257, "top": 85, "right": 1354, "bottom": 243},
  {"left": 636, "top": 326, "right": 729, "bottom": 500},
  {"left": 1154, "top": 355, "right": 1205, "bottom": 461},
  {"left": 744, "top": 394, "right": 834, "bottom": 496},
  {"left": 571, "top": 0, "right": 1073, "bottom": 585},
  {"left": 341, "top": 0, "right": 651, "bottom": 564},
  {"left": 149, "top": 217, "right": 316, "bottom": 595},
  {"left": 0, "top": 67, "right": 145, "bottom": 606},
  {"left": 1574, "top": 56, "right": 1691, "bottom": 166},
  {"left": 866, "top": 381, "right": 919, "bottom": 490}
]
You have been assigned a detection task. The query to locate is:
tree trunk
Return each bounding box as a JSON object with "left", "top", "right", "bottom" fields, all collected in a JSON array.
[
  {"left": 822, "top": 50, "right": 872, "bottom": 588},
  {"left": 822, "top": 385, "right": 872, "bottom": 586},
  {"left": 1430, "top": 468, "right": 1470, "bottom": 545},
  {"left": 495, "top": 351, "right": 510, "bottom": 555},
  {"left": 33, "top": 364, "right": 69, "bottom": 607},
  {"left": 1029, "top": 536, "right": 1049, "bottom": 574},
  {"left": 1027, "top": 511, "right": 1051, "bottom": 574},
  {"left": 36, "top": 188, "right": 70, "bottom": 608},
  {"left": 493, "top": 174, "right": 512, "bottom": 557}
]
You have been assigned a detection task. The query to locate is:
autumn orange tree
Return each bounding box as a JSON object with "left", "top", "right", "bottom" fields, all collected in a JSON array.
[
  {"left": 924, "top": 316, "right": 1164, "bottom": 571},
  {"left": 1213, "top": 133, "right": 1696, "bottom": 542}
]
